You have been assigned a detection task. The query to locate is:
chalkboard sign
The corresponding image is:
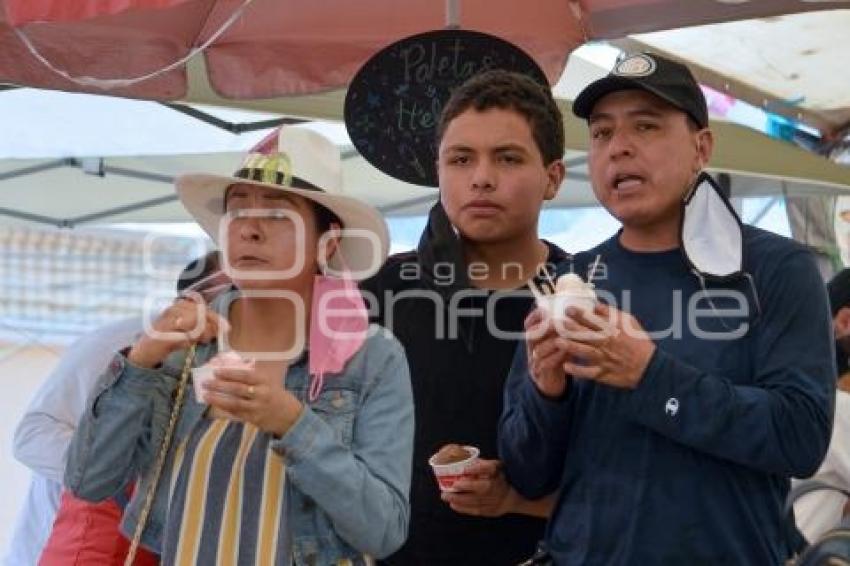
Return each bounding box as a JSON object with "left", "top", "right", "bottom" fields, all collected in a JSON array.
[{"left": 344, "top": 29, "right": 548, "bottom": 187}]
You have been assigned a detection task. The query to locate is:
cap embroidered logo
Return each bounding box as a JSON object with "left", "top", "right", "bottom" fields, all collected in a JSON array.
[{"left": 613, "top": 54, "right": 657, "bottom": 77}]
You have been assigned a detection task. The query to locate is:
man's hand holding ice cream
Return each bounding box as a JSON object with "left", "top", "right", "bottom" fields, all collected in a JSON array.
[
  {"left": 429, "top": 445, "right": 516, "bottom": 516},
  {"left": 525, "top": 308, "right": 571, "bottom": 399},
  {"left": 554, "top": 302, "right": 656, "bottom": 390},
  {"left": 526, "top": 272, "right": 598, "bottom": 399},
  {"left": 527, "top": 272, "right": 656, "bottom": 392},
  {"left": 439, "top": 458, "right": 557, "bottom": 519},
  {"left": 440, "top": 459, "right": 518, "bottom": 517}
]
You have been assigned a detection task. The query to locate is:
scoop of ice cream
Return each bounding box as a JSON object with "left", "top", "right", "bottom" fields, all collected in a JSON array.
[
  {"left": 207, "top": 351, "right": 253, "bottom": 370},
  {"left": 432, "top": 444, "right": 473, "bottom": 465},
  {"left": 554, "top": 273, "right": 595, "bottom": 299}
]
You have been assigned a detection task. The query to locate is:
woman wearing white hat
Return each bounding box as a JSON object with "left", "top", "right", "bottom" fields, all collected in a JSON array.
[{"left": 65, "top": 126, "right": 414, "bottom": 565}]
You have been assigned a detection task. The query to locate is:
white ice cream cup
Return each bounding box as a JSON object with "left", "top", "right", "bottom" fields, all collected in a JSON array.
[
  {"left": 193, "top": 351, "right": 254, "bottom": 404},
  {"left": 428, "top": 446, "right": 480, "bottom": 492},
  {"left": 536, "top": 292, "right": 596, "bottom": 320},
  {"left": 192, "top": 366, "right": 215, "bottom": 403}
]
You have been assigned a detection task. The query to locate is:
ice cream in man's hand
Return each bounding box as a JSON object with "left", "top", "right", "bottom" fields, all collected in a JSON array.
[
  {"left": 428, "top": 444, "right": 480, "bottom": 492},
  {"left": 537, "top": 273, "right": 597, "bottom": 319},
  {"left": 432, "top": 444, "right": 473, "bottom": 465},
  {"left": 554, "top": 273, "right": 596, "bottom": 298}
]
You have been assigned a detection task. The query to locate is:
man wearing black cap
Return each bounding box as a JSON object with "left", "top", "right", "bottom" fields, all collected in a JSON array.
[{"left": 500, "top": 52, "right": 835, "bottom": 563}]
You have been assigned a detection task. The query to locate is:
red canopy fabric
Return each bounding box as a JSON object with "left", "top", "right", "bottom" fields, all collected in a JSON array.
[
  {"left": 3, "top": 0, "right": 192, "bottom": 26},
  {"left": 0, "top": 0, "right": 847, "bottom": 103},
  {"left": 0, "top": 0, "right": 580, "bottom": 100}
]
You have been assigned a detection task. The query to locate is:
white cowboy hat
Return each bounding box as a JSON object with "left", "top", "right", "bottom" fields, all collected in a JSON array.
[{"left": 176, "top": 126, "right": 389, "bottom": 280}]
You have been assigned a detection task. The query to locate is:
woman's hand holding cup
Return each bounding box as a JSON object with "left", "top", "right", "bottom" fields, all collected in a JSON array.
[{"left": 201, "top": 355, "right": 303, "bottom": 436}]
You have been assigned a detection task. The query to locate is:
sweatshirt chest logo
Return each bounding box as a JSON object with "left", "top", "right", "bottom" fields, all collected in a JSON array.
[{"left": 665, "top": 397, "right": 680, "bottom": 417}]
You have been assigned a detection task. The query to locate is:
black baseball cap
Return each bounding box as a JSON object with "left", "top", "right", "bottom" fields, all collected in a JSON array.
[{"left": 573, "top": 52, "right": 709, "bottom": 129}]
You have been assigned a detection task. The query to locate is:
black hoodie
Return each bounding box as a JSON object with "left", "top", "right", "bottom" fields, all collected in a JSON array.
[{"left": 361, "top": 203, "right": 569, "bottom": 565}]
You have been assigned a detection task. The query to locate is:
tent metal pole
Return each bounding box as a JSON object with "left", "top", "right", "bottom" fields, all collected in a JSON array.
[
  {"left": 62, "top": 158, "right": 174, "bottom": 184},
  {"left": 99, "top": 165, "right": 173, "bottom": 184},
  {"left": 68, "top": 195, "right": 179, "bottom": 226},
  {"left": 160, "top": 103, "right": 307, "bottom": 133},
  {"left": 0, "top": 207, "right": 62, "bottom": 226},
  {"left": 0, "top": 159, "right": 178, "bottom": 226},
  {"left": 0, "top": 195, "right": 179, "bottom": 227},
  {"left": 0, "top": 159, "right": 69, "bottom": 181}
]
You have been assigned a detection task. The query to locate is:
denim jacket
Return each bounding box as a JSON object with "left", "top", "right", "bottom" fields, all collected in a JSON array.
[{"left": 65, "top": 297, "right": 414, "bottom": 564}]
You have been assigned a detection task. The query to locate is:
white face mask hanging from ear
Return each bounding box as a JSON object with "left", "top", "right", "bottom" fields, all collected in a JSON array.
[{"left": 680, "top": 172, "right": 744, "bottom": 280}]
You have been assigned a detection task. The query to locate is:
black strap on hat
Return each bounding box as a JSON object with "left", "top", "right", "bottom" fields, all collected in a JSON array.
[{"left": 234, "top": 167, "right": 324, "bottom": 192}]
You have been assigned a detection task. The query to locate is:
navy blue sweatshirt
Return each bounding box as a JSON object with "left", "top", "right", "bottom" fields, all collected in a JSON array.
[{"left": 499, "top": 226, "right": 835, "bottom": 565}]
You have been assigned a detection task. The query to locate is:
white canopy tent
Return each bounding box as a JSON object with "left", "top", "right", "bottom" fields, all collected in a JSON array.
[{"left": 2, "top": 48, "right": 850, "bottom": 229}]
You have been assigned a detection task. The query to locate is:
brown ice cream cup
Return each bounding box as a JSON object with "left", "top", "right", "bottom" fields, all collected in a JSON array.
[{"left": 428, "top": 445, "right": 480, "bottom": 492}]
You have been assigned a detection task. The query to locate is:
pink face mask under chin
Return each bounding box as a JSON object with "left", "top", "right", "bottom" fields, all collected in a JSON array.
[{"left": 307, "top": 271, "right": 368, "bottom": 402}]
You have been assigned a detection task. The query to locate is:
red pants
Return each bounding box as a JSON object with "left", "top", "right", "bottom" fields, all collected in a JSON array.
[{"left": 39, "top": 489, "right": 158, "bottom": 566}]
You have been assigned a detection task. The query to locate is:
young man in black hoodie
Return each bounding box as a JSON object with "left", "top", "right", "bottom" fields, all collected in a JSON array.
[{"left": 361, "top": 69, "right": 568, "bottom": 565}]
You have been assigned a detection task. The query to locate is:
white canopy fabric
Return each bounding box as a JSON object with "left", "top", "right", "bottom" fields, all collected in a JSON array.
[
  {"left": 1, "top": 44, "right": 850, "bottom": 227},
  {"left": 616, "top": 10, "right": 850, "bottom": 138}
]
